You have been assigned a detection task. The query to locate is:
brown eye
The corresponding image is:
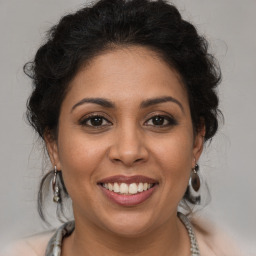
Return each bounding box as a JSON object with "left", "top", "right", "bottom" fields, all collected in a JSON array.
[
  {"left": 89, "top": 116, "right": 104, "bottom": 126},
  {"left": 152, "top": 116, "right": 165, "bottom": 125},
  {"left": 145, "top": 115, "right": 177, "bottom": 127},
  {"left": 80, "top": 115, "right": 111, "bottom": 127}
]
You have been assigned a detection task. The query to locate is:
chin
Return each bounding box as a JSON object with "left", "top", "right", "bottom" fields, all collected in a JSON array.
[
  {"left": 100, "top": 211, "right": 157, "bottom": 238},
  {"left": 108, "top": 224, "right": 153, "bottom": 238}
]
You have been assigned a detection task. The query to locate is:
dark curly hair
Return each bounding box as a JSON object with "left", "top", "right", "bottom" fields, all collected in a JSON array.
[{"left": 24, "top": 0, "right": 222, "bottom": 222}]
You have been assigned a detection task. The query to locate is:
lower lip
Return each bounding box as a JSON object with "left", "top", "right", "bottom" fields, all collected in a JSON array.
[{"left": 99, "top": 185, "right": 158, "bottom": 206}]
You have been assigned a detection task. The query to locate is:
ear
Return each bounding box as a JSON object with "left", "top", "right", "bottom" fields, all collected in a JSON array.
[
  {"left": 44, "top": 130, "right": 61, "bottom": 170},
  {"left": 192, "top": 123, "right": 206, "bottom": 165}
]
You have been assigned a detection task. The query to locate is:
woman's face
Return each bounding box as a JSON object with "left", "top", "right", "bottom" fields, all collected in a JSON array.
[{"left": 47, "top": 46, "right": 204, "bottom": 236}]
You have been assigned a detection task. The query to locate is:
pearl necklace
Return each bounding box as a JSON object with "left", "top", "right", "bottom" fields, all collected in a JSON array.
[{"left": 45, "top": 212, "right": 200, "bottom": 256}]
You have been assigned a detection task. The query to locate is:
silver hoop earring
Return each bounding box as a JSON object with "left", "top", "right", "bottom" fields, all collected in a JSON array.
[
  {"left": 186, "top": 164, "right": 201, "bottom": 204},
  {"left": 52, "top": 166, "right": 60, "bottom": 203}
]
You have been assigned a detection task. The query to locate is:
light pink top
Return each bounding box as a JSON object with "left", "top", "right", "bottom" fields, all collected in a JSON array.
[{"left": 1, "top": 220, "right": 245, "bottom": 256}]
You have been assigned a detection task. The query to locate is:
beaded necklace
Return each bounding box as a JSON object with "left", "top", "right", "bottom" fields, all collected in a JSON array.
[{"left": 45, "top": 212, "right": 200, "bottom": 256}]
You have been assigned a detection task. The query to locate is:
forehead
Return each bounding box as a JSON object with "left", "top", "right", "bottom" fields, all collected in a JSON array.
[{"left": 65, "top": 46, "right": 188, "bottom": 108}]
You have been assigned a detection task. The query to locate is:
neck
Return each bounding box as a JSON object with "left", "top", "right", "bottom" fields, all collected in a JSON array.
[{"left": 62, "top": 213, "right": 190, "bottom": 256}]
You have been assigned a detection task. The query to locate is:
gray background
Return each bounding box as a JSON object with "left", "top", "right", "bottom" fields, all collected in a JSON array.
[{"left": 0, "top": 0, "right": 255, "bottom": 254}]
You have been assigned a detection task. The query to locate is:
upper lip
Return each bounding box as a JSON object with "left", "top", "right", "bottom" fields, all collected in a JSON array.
[{"left": 97, "top": 175, "right": 158, "bottom": 185}]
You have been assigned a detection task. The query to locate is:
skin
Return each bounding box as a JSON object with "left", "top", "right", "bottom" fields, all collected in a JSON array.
[{"left": 46, "top": 46, "right": 205, "bottom": 256}]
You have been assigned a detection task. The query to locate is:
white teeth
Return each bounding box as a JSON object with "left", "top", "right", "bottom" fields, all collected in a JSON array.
[
  {"left": 138, "top": 182, "right": 144, "bottom": 192},
  {"left": 128, "top": 183, "right": 138, "bottom": 194},
  {"left": 120, "top": 183, "right": 129, "bottom": 194},
  {"left": 108, "top": 183, "right": 113, "bottom": 191},
  {"left": 113, "top": 182, "right": 120, "bottom": 193},
  {"left": 102, "top": 182, "right": 154, "bottom": 194}
]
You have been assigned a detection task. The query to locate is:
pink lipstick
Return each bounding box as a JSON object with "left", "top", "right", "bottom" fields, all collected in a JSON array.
[{"left": 97, "top": 175, "right": 159, "bottom": 206}]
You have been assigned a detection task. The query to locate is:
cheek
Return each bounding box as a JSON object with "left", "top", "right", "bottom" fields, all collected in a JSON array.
[
  {"left": 57, "top": 130, "right": 106, "bottom": 194},
  {"left": 152, "top": 130, "right": 193, "bottom": 188}
]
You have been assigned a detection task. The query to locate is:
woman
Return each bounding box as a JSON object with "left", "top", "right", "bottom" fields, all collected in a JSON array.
[{"left": 2, "top": 0, "right": 243, "bottom": 255}]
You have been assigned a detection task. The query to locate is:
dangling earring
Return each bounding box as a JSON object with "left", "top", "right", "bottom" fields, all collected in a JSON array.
[
  {"left": 52, "top": 166, "right": 60, "bottom": 203},
  {"left": 186, "top": 164, "right": 201, "bottom": 204}
]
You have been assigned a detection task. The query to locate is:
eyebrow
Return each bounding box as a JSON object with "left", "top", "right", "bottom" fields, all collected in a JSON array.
[
  {"left": 140, "top": 96, "right": 184, "bottom": 112},
  {"left": 71, "top": 98, "right": 115, "bottom": 112},
  {"left": 71, "top": 96, "right": 184, "bottom": 112}
]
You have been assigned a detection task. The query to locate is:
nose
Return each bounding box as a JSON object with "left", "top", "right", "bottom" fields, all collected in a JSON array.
[{"left": 108, "top": 124, "right": 149, "bottom": 167}]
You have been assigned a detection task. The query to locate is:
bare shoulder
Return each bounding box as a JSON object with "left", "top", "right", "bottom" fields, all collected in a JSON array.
[
  {"left": 1, "top": 231, "right": 54, "bottom": 256},
  {"left": 191, "top": 216, "right": 244, "bottom": 256}
]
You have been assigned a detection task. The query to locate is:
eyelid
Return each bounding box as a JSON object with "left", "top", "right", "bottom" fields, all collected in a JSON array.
[
  {"left": 78, "top": 111, "right": 177, "bottom": 128},
  {"left": 79, "top": 113, "right": 113, "bottom": 127},
  {"left": 144, "top": 113, "right": 177, "bottom": 127}
]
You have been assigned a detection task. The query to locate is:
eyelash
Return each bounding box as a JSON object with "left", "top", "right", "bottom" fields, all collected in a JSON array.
[
  {"left": 79, "top": 114, "right": 111, "bottom": 128},
  {"left": 145, "top": 115, "right": 177, "bottom": 127},
  {"left": 79, "top": 114, "right": 177, "bottom": 129}
]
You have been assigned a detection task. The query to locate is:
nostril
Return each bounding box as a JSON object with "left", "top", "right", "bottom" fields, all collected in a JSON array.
[
  {"left": 135, "top": 158, "right": 144, "bottom": 163},
  {"left": 112, "top": 158, "right": 122, "bottom": 163}
]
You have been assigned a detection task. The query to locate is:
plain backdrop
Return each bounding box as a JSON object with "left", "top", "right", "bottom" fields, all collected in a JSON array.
[{"left": 0, "top": 0, "right": 255, "bottom": 254}]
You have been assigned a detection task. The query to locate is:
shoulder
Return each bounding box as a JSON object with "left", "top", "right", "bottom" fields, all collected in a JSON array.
[
  {"left": 1, "top": 231, "right": 54, "bottom": 256},
  {"left": 191, "top": 216, "right": 244, "bottom": 256}
]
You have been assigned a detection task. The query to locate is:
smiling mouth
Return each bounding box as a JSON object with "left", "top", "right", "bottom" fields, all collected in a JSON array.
[
  {"left": 99, "top": 182, "right": 156, "bottom": 195},
  {"left": 97, "top": 175, "right": 158, "bottom": 195}
]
